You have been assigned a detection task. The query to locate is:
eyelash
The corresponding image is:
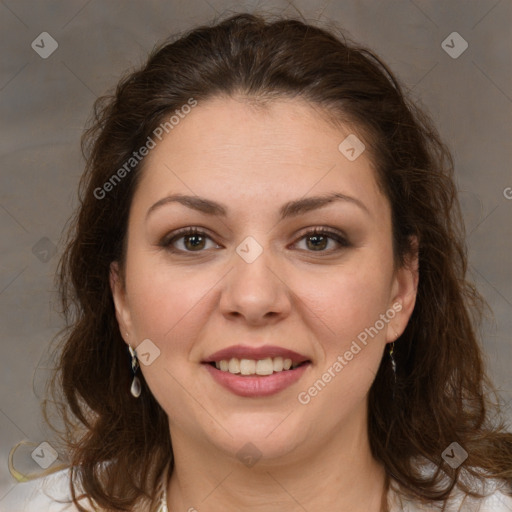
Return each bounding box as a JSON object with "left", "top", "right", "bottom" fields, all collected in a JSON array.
[{"left": 159, "top": 226, "right": 351, "bottom": 255}]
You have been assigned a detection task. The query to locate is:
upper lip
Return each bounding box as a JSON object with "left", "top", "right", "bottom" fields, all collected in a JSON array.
[{"left": 203, "top": 345, "right": 310, "bottom": 364}]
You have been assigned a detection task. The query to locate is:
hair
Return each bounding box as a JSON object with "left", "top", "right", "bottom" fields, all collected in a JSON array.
[{"left": 45, "top": 11, "right": 512, "bottom": 512}]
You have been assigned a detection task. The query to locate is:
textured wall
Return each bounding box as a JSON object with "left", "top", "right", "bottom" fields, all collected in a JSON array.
[{"left": 1, "top": 0, "right": 511, "bottom": 507}]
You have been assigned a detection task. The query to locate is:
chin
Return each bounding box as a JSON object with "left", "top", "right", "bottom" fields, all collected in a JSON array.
[{"left": 204, "top": 412, "right": 310, "bottom": 464}]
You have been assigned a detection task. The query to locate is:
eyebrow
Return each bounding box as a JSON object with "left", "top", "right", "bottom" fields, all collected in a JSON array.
[{"left": 146, "top": 191, "right": 370, "bottom": 222}]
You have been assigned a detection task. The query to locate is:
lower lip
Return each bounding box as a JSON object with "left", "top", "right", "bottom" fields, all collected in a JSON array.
[{"left": 203, "top": 362, "right": 311, "bottom": 397}]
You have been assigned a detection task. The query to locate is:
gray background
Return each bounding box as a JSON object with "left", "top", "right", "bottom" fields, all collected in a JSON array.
[{"left": 1, "top": 0, "right": 511, "bottom": 507}]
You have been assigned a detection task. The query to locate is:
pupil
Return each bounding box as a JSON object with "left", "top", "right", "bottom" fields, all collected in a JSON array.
[
  {"left": 307, "top": 235, "right": 326, "bottom": 251},
  {"left": 185, "top": 235, "right": 205, "bottom": 250}
]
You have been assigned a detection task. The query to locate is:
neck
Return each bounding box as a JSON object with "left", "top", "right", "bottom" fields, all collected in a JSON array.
[{"left": 166, "top": 412, "right": 387, "bottom": 511}]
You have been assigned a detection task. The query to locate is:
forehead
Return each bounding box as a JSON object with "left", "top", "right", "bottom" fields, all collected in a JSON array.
[{"left": 132, "top": 96, "right": 388, "bottom": 219}]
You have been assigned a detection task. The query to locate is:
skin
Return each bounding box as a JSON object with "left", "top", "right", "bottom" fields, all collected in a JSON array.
[{"left": 110, "top": 96, "right": 418, "bottom": 511}]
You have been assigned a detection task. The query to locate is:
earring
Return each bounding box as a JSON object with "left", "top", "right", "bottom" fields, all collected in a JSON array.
[
  {"left": 389, "top": 342, "right": 397, "bottom": 382},
  {"left": 129, "top": 345, "right": 141, "bottom": 398},
  {"left": 389, "top": 341, "right": 398, "bottom": 401}
]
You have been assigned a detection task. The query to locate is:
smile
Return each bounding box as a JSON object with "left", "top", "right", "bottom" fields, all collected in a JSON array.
[
  {"left": 203, "top": 359, "right": 311, "bottom": 397},
  {"left": 211, "top": 356, "right": 303, "bottom": 375},
  {"left": 202, "top": 344, "right": 311, "bottom": 397}
]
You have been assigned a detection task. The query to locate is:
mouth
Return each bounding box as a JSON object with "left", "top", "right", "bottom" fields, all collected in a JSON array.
[
  {"left": 204, "top": 357, "right": 310, "bottom": 376},
  {"left": 201, "top": 345, "right": 312, "bottom": 397},
  {"left": 202, "top": 345, "right": 311, "bottom": 375}
]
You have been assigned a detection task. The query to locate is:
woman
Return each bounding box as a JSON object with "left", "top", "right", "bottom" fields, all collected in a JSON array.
[{"left": 18, "top": 12, "right": 512, "bottom": 512}]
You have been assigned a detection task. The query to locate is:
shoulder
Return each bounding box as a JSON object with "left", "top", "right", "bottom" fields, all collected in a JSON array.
[
  {"left": 449, "top": 481, "right": 512, "bottom": 512},
  {"left": 390, "top": 486, "right": 512, "bottom": 512},
  {"left": 474, "top": 488, "right": 512, "bottom": 511},
  {"left": 389, "top": 466, "right": 512, "bottom": 512},
  {"left": 2, "top": 469, "right": 91, "bottom": 512}
]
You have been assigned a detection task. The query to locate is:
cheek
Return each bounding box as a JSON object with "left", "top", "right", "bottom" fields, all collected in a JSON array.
[
  {"left": 296, "top": 259, "right": 394, "bottom": 351},
  {"left": 124, "top": 262, "right": 216, "bottom": 407},
  {"left": 296, "top": 274, "right": 391, "bottom": 411},
  {"left": 291, "top": 264, "right": 393, "bottom": 426},
  {"left": 124, "top": 250, "right": 234, "bottom": 386},
  {"left": 126, "top": 262, "right": 215, "bottom": 342}
]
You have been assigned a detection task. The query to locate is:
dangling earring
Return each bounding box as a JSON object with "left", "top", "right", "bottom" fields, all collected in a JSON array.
[
  {"left": 128, "top": 345, "right": 141, "bottom": 398},
  {"left": 389, "top": 340, "right": 398, "bottom": 400},
  {"left": 389, "top": 342, "right": 397, "bottom": 383}
]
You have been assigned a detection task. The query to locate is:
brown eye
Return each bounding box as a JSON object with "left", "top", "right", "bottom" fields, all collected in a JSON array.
[
  {"left": 161, "top": 228, "right": 220, "bottom": 253},
  {"left": 305, "top": 233, "right": 329, "bottom": 251},
  {"left": 182, "top": 233, "right": 207, "bottom": 251},
  {"left": 294, "top": 228, "right": 350, "bottom": 253}
]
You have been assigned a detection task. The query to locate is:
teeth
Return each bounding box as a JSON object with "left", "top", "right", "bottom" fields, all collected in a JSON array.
[
  {"left": 228, "top": 358, "right": 240, "bottom": 374},
  {"left": 256, "top": 358, "right": 274, "bottom": 375},
  {"left": 273, "top": 356, "right": 284, "bottom": 372},
  {"left": 240, "top": 359, "right": 256, "bottom": 375},
  {"left": 213, "top": 357, "right": 301, "bottom": 376}
]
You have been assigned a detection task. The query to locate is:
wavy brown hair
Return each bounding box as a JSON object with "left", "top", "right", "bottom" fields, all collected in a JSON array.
[{"left": 46, "top": 11, "right": 512, "bottom": 512}]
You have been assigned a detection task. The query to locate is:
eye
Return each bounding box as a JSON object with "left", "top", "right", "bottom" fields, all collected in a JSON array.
[
  {"left": 160, "top": 226, "right": 350, "bottom": 255},
  {"left": 160, "top": 227, "right": 220, "bottom": 253},
  {"left": 293, "top": 227, "right": 350, "bottom": 252}
]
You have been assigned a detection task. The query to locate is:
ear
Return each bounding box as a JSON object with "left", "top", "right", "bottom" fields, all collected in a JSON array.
[
  {"left": 386, "top": 236, "right": 419, "bottom": 343},
  {"left": 109, "top": 261, "right": 133, "bottom": 345}
]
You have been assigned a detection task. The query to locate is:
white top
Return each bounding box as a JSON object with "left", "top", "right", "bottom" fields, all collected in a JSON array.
[{"left": 5, "top": 468, "right": 512, "bottom": 511}]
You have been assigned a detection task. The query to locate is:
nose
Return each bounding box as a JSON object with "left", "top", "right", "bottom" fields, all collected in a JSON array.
[{"left": 219, "top": 241, "right": 292, "bottom": 326}]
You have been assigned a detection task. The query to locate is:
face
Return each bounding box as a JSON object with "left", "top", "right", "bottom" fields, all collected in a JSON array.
[{"left": 110, "top": 96, "right": 417, "bottom": 463}]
